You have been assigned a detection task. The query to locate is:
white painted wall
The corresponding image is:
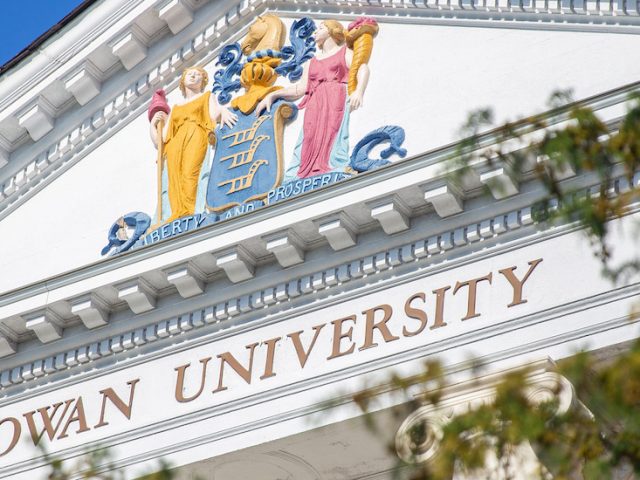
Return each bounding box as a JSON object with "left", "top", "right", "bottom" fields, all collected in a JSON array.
[{"left": 1, "top": 19, "right": 639, "bottom": 294}]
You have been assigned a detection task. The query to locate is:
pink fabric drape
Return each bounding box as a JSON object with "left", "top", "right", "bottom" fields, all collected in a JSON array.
[{"left": 297, "top": 45, "right": 349, "bottom": 178}]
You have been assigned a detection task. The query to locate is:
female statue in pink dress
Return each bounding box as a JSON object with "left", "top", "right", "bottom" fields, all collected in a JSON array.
[{"left": 256, "top": 18, "right": 378, "bottom": 182}]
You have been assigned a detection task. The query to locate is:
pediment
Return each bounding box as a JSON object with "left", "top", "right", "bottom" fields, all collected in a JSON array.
[
  {"left": 0, "top": 0, "right": 638, "bottom": 360},
  {"left": 1, "top": 0, "right": 639, "bottom": 288},
  {"left": 1, "top": 4, "right": 639, "bottom": 476}
]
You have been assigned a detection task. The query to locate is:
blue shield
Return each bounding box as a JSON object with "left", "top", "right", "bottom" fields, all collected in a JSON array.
[{"left": 206, "top": 100, "right": 297, "bottom": 213}]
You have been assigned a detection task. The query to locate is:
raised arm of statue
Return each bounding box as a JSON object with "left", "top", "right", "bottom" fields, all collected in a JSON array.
[
  {"left": 345, "top": 49, "right": 370, "bottom": 111},
  {"left": 148, "top": 89, "right": 171, "bottom": 150},
  {"left": 345, "top": 18, "right": 377, "bottom": 112}
]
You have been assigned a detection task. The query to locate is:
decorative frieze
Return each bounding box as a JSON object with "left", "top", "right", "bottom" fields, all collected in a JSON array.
[
  {"left": 0, "top": 164, "right": 630, "bottom": 369},
  {"left": 0, "top": 199, "right": 545, "bottom": 389}
]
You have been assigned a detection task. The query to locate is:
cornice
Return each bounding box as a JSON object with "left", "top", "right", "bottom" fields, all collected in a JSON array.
[
  {"left": 0, "top": 133, "right": 546, "bottom": 308},
  {"left": 0, "top": 0, "right": 142, "bottom": 112},
  {"left": 1, "top": 0, "right": 640, "bottom": 217},
  {"left": 275, "top": 0, "right": 640, "bottom": 30},
  {"left": 1, "top": 166, "right": 638, "bottom": 394},
  {"left": 0, "top": 200, "right": 535, "bottom": 392}
]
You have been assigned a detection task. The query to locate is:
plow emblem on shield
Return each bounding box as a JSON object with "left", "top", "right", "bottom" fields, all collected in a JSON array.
[{"left": 206, "top": 102, "right": 297, "bottom": 212}]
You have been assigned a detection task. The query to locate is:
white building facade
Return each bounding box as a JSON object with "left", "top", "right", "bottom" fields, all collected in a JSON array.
[{"left": 0, "top": 0, "right": 639, "bottom": 478}]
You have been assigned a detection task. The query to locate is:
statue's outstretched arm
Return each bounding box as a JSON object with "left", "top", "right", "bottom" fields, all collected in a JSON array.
[
  {"left": 209, "top": 94, "right": 238, "bottom": 129},
  {"left": 255, "top": 64, "right": 309, "bottom": 115}
]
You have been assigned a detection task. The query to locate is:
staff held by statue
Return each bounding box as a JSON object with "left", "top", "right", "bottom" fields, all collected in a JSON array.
[
  {"left": 147, "top": 89, "right": 171, "bottom": 224},
  {"left": 147, "top": 69, "right": 238, "bottom": 225}
]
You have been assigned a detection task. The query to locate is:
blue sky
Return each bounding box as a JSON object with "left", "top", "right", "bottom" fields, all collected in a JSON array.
[{"left": 0, "top": 0, "right": 86, "bottom": 66}]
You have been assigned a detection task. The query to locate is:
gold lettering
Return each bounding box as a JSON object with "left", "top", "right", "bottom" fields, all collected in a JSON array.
[
  {"left": 403, "top": 293, "right": 428, "bottom": 337},
  {"left": 95, "top": 379, "right": 140, "bottom": 427},
  {"left": 360, "top": 304, "right": 399, "bottom": 350},
  {"left": 0, "top": 417, "right": 21, "bottom": 457},
  {"left": 499, "top": 258, "right": 543, "bottom": 307},
  {"left": 288, "top": 324, "right": 326, "bottom": 368},
  {"left": 57, "top": 398, "right": 90, "bottom": 439},
  {"left": 453, "top": 273, "right": 493, "bottom": 321},
  {"left": 213, "top": 343, "right": 259, "bottom": 393},
  {"left": 174, "top": 358, "right": 212, "bottom": 403},
  {"left": 327, "top": 316, "right": 357, "bottom": 360},
  {"left": 431, "top": 286, "right": 450, "bottom": 329},
  {"left": 23, "top": 399, "right": 74, "bottom": 444},
  {"left": 260, "top": 337, "right": 282, "bottom": 380}
]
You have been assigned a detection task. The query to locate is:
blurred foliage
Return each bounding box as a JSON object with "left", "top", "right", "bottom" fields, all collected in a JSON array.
[
  {"left": 356, "top": 342, "right": 640, "bottom": 480},
  {"left": 453, "top": 91, "right": 640, "bottom": 281},
  {"left": 355, "top": 92, "right": 640, "bottom": 479},
  {"left": 42, "top": 447, "right": 178, "bottom": 479}
]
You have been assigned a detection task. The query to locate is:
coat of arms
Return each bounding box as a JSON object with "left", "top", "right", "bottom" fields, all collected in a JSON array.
[
  {"left": 206, "top": 103, "right": 296, "bottom": 212},
  {"left": 101, "top": 14, "right": 408, "bottom": 255}
]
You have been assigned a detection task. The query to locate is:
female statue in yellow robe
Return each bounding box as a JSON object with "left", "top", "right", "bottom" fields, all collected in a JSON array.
[{"left": 150, "top": 67, "right": 237, "bottom": 222}]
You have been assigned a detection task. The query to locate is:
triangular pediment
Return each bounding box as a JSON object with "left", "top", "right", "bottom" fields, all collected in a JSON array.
[
  {"left": 0, "top": 3, "right": 639, "bottom": 478},
  {"left": 1, "top": 0, "right": 639, "bottom": 296}
]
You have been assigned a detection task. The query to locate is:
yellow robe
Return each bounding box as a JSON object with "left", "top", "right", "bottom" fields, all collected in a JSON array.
[{"left": 164, "top": 91, "right": 214, "bottom": 221}]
